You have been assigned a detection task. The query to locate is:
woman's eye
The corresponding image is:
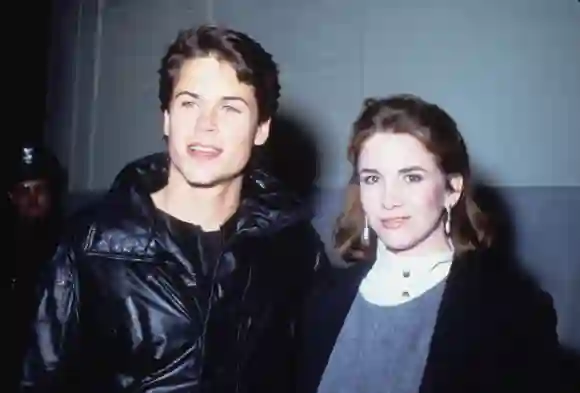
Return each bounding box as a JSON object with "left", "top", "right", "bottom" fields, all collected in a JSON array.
[{"left": 361, "top": 175, "right": 379, "bottom": 185}]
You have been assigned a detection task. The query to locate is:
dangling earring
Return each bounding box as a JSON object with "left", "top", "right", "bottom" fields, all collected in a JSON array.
[
  {"left": 444, "top": 205, "right": 451, "bottom": 236},
  {"left": 361, "top": 215, "right": 371, "bottom": 246}
]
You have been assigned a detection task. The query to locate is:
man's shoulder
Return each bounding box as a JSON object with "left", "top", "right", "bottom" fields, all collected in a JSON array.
[
  {"left": 271, "top": 219, "right": 322, "bottom": 246},
  {"left": 61, "top": 192, "right": 154, "bottom": 259},
  {"left": 265, "top": 219, "right": 330, "bottom": 270},
  {"left": 65, "top": 191, "right": 124, "bottom": 230},
  {"left": 59, "top": 198, "right": 105, "bottom": 246}
]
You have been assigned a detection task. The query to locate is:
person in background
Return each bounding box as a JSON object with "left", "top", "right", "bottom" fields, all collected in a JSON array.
[
  {"left": 7, "top": 144, "right": 65, "bottom": 261},
  {"left": 6, "top": 142, "right": 66, "bottom": 393},
  {"left": 19, "top": 24, "right": 328, "bottom": 393},
  {"left": 298, "top": 94, "right": 567, "bottom": 393}
]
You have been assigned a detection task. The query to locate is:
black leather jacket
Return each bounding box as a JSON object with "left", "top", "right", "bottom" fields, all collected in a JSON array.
[{"left": 20, "top": 153, "right": 328, "bottom": 393}]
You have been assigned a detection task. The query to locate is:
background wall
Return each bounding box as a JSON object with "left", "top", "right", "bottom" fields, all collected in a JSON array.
[{"left": 46, "top": 0, "right": 579, "bottom": 350}]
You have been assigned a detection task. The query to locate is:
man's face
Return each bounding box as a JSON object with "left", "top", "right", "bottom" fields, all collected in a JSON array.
[
  {"left": 9, "top": 179, "right": 52, "bottom": 220},
  {"left": 164, "top": 56, "right": 270, "bottom": 188}
]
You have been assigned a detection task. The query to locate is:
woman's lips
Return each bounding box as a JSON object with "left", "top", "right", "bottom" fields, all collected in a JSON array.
[{"left": 380, "top": 216, "right": 409, "bottom": 229}]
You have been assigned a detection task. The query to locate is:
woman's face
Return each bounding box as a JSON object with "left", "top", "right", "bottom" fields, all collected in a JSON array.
[{"left": 358, "top": 132, "right": 462, "bottom": 256}]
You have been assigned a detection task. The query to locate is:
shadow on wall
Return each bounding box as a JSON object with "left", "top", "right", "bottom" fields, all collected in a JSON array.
[
  {"left": 471, "top": 177, "right": 517, "bottom": 260},
  {"left": 471, "top": 173, "right": 580, "bottom": 388},
  {"left": 255, "top": 109, "right": 321, "bottom": 208}
]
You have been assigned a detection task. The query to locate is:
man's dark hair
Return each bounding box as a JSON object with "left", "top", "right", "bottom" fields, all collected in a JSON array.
[{"left": 158, "top": 24, "right": 280, "bottom": 124}]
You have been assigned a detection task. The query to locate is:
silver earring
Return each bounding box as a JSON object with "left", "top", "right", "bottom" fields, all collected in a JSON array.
[
  {"left": 362, "top": 215, "right": 370, "bottom": 246},
  {"left": 444, "top": 205, "right": 451, "bottom": 236}
]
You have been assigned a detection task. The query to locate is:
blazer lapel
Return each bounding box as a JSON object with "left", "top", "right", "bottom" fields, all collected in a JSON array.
[{"left": 419, "top": 250, "right": 486, "bottom": 393}]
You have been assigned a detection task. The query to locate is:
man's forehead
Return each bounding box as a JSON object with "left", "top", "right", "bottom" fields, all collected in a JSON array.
[{"left": 176, "top": 58, "right": 245, "bottom": 87}]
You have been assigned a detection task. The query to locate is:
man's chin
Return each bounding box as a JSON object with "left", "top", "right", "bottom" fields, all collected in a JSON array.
[
  {"left": 186, "top": 179, "right": 222, "bottom": 188},
  {"left": 185, "top": 172, "right": 244, "bottom": 189}
]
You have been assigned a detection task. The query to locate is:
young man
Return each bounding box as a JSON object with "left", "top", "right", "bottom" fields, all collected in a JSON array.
[{"left": 20, "top": 25, "right": 328, "bottom": 393}]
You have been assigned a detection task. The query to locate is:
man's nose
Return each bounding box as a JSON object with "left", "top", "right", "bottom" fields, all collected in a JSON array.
[{"left": 196, "top": 107, "right": 218, "bottom": 132}]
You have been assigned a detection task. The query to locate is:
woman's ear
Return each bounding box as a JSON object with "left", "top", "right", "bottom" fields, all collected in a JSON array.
[{"left": 446, "top": 174, "right": 464, "bottom": 208}]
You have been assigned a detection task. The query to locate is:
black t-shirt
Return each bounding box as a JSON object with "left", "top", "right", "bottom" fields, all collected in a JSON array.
[
  {"left": 156, "top": 209, "right": 239, "bottom": 384},
  {"left": 156, "top": 208, "right": 223, "bottom": 278}
]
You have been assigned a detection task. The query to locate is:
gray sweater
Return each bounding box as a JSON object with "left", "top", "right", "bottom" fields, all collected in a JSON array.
[{"left": 317, "top": 281, "right": 446, "bottom": 393}]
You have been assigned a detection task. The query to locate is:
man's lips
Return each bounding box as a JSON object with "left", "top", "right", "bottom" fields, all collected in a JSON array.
[{"left": 187, "top": 143, "right": 222, "bottom": 158}]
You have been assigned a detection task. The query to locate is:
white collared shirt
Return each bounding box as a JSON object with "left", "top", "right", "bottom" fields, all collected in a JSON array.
[{"left": 359, "top": 241, "right": 454, "bottom": 307}]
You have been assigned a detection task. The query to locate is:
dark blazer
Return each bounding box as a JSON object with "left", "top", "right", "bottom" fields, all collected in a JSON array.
[{"left": 298, "top": 247, "right": 569, "bottom": 393}]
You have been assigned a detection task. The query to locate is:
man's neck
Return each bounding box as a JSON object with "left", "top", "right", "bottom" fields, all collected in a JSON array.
[{"left": 151, "top": 172, "right": 243, "bottom": 232}]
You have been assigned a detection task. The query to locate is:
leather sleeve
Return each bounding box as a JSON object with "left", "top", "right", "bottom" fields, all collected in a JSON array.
[{"left": 20, "top": 242, "right": 81, "bottom": 393}]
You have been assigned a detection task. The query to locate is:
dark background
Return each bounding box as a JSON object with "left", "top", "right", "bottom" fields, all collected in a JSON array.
[{"left": 11, "top": 0, "right": 54, "bottom": 149}]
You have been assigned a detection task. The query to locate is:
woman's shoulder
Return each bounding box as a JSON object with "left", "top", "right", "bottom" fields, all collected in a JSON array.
[
  {"left": 453, "top": 247, "right": 557, "bottom": 328},
  {"left": 455, "top": 248, "right": 546, "bottom": 291}
]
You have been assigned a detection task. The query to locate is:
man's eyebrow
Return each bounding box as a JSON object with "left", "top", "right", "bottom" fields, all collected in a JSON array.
[
  {"left": 174, "top": 91, "right": 199, "bottom": 99},
  {"left": 174, "top": 91, "right": 249, "bottom": 107},
  {"left": 222, "top": 96, "right": 249, "bottom": 106}
]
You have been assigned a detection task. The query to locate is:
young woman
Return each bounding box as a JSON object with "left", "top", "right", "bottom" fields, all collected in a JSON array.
[{"left": 298, "top": 94, "right": 566, "bottom": 393}]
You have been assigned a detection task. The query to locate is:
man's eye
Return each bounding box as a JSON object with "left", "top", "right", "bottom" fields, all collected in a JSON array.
[
  {"left": 223, "top": 105, "right": 242, "bottom": 114},
  {"left": 404, "top": 174, "right": 423, "bottom": 183}
]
